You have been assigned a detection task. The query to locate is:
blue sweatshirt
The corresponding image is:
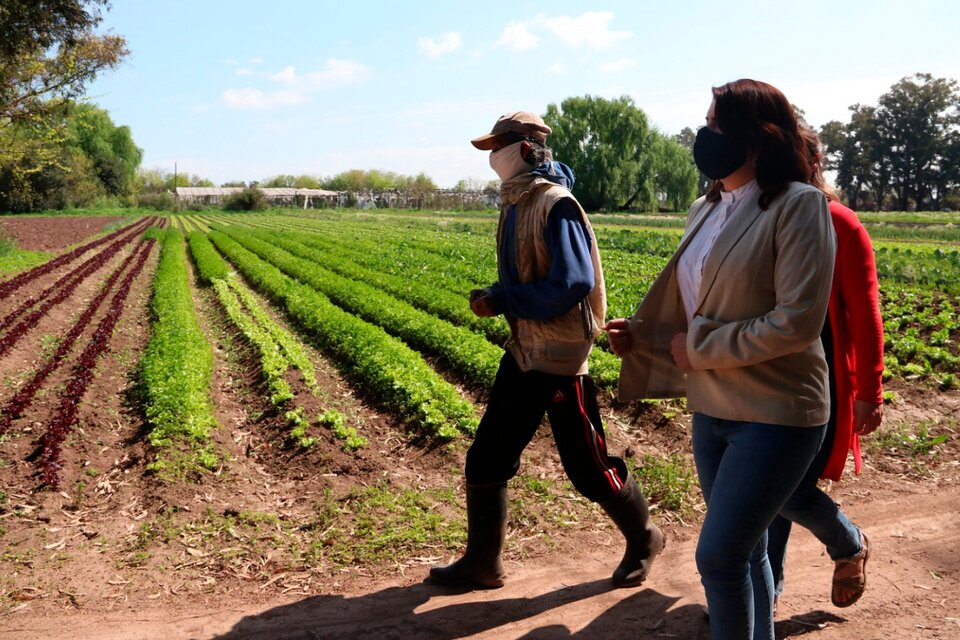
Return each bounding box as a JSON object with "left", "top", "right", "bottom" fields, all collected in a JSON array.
[{"left": 487, "top": 161, "right": 595, "bottom": 321}]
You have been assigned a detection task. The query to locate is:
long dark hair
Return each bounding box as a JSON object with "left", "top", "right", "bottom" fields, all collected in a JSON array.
[
  {"left": 798, "top": 124, "right": 841, "bottom": 202},
  {"left": 706, "top": 79, "right": 810, "bottom": 209}
]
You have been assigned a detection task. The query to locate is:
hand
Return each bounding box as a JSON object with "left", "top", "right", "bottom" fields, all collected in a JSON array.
[
  {"left": 670, "top": 332, "right": 691, "bottom": 370},
  {"left": 602, "top": 318, "right": 633, "bottom": 356},
  {"left": 853, "top": 400, "right": 883, "bottom": 435},
  {"left": 469, "top": 290, "right": 495, "bottom": 317}
]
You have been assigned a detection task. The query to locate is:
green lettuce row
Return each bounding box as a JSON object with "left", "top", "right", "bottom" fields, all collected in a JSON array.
[
  {"left": 188, "top": 229, "right": 319, "bottom": 394},
  {"left": 226, "top": 278, "right": 320, "bottom": 394},
  {"left": 212, "top": 278, "right": 294, "bottom": 405},
  {"left": 139, "top": 227, "right": 220, "bottom": 474},
  {"left": 207, "top": 229, "right": 478, "bottom": 439},
  {"left": 260, "top": 227, "right": 507, "bottom": 343},
  {"left": 212, "top": 216, "right": 621, "bottom": 389},
  {"left": 218, "top": 226, "right": 503, "bottom": 390}
]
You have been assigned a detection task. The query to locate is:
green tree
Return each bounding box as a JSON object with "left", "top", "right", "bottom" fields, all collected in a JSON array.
[
  {"left": 543, "top": 95, "right": 653, "bottom": 211},
  {"left": 324, "top": 169, "right": 370, "bottom": 191},
  {"left": 651, "top": 133, "right": 698, "bottom": 211},
  {"left": 0, "top": 1, "right": 127, "bottom": 165},
  {"left": 405, "top": 172, "right": 437, "bottom": 209},
  {"left": 261, "top": 174, "right": 322, "bottom": 189},
  {"left": 820, "top": 106, "right": 890, "bottom": 209},
  {"left": 136, "top": 168, "right": 213, "bottom": 193},
  {"left": 676, "top": 126, "right": 710, "bottom": 197},
  {"left": 820, "top": 74, "right": 960, "bottom": 210},
  {"left": 877, "top": 73, "right": 959, "bottom": 210},
  {"left": 65, "top": 103, "right": 142, "bottom": 196},
  {"left": 223, "top": 186, "right": 267, "bottom": 211},
  {"left": 0, "top": 1, "right": 128, "bottom": 211}
]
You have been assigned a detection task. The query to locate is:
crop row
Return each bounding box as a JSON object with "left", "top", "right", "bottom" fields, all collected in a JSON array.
[
  {"left": 218, "top": 211, "right": 662, "bottom": 322},
  {"left": 874, "top": 245, "right": 960, "bottom": 294},
  {"left": 37, "top": 238, "right": 155, "bottom": 487},
  {"left": 138, "top": 227, "right": 220, "bottom": 475},
  {"left": 188, "top": 230, "right": 320, "bottom": 410},
  {"left": 0, "top": 217, "right": 154, "bottom": 301},
  {"left": 204, "top": 214, "right": 622, "bottom": 386},
  {"left": 206, "top": 229, "right": 478, "bottom": 439},
  {"left": 203, "top": 211, "right": 960, "bottom": 390},
  {"left": 0, "top": 237, "right": 154, "bottom": 435},
  {"left": 213, "top": 225, "right": 504, "bottom": 390},
  {"left": 0, "top": 217, "right": 155, "bottom": 347}
]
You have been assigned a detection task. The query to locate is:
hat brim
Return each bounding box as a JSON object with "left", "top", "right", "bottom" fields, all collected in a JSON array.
[{"left": 470, "top": 133, "right": 502, "bottom": 150}]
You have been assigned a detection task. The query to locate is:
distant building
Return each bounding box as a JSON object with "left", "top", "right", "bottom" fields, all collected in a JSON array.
[{"left": 175, "top": 187, "right": 342, "bottom": 208}]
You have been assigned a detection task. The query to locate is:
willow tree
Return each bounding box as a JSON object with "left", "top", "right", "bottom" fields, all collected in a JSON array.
[{"left": 544, "top": 95, "right": 652, "bottom": 211}]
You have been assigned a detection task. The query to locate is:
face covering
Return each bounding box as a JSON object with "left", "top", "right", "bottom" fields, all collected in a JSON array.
[
  {"left": 693, "top": 126, "right": 748, "bottom": 180},
  {"left": 489, "top": 141, "right": 534, "bottom": 181}
]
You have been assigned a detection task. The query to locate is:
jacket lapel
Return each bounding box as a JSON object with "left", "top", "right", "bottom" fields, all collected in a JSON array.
[{"left": 697, "top": 191, "right": 765, "bottom": 310}]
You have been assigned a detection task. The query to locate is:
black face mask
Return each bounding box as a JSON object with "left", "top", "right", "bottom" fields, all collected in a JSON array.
[{"left": 693, "top": 126, "right": 748, "bottom": 180}]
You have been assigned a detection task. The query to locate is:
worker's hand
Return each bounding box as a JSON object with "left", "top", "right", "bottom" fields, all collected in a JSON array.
[
  {"left": 469, "top": 289, "right": 495, "bottom": 317},
  {"left": 670, "top": 332, "right": 691, "bottom": 370},
  {"left": 853, "top": 400, "right": 883, "bottom": 435},
  {"left": 603, "top": 318, "right": 633, "bottom": 356}
]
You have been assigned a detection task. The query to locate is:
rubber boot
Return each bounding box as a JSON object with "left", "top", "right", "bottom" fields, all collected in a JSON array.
[
  {"left": 600, "top": 476, "right": 664, "bottom": 587},
  {"left": 429, "top": 483, "right": 507, "bottom": 588}
]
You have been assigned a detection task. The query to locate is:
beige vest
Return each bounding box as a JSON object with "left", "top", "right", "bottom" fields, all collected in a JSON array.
[{"left": 497, "top": 174, "right": 607, "bottom": 376}]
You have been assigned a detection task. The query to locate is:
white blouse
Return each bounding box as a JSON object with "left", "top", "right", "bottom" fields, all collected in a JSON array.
[{"left": 677, "top": 179, "right": 760, "bottom": 325}]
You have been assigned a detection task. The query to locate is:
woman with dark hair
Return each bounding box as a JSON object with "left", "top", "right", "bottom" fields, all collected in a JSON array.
[
  {"left": 767, "top": 125, "right": 883, "bottom": 610},
  {"left": 605, "top": 79, "right": 835, "bottom": 639}
]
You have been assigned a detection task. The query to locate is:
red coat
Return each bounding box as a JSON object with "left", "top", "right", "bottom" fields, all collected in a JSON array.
[{"left": 821, "top": 200, "right": 885, "bottom": 481}]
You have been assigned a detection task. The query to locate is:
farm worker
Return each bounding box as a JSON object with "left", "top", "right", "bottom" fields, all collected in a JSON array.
[
  {"left": 429, "top": 111, "right": 664, "bottom": 589},
  {"left": 605, "top": 79, "right": 836, "bottom": 640},
  {"left": 765, "top": 124, "right": 883, "bottom": 610}
]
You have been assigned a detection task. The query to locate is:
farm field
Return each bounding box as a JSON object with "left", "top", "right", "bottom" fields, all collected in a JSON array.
[{"left": 0, "top": 210, "right": 958, "bottom": 640}]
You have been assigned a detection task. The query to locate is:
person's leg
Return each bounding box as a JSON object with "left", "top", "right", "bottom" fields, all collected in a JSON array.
[
  {"left": 779, "top": 414, "right": 862, "bottom": 563},
  {"left": 430, "top": 354, "right": 553, "bottom": 587},
  {"left": 547, "top": 373, "right": 628, "bottom": 501},
  {"left": 692, "top": 414, "right": 824, "bottom": 640},
  {"left": 548, "top": 374, "right": 663, "bottom": 586},
  {"left": 779, "top": 469, "right": 862, "bottom": 562},
  {"left": 749, "top": 531, "right": 776, "bottom": 640},
  {"left": 464, "top": 354, "right": 554, "bottom": 486},
  {"left": 765, "top": 514, "right": 792, "bottom": 599}
]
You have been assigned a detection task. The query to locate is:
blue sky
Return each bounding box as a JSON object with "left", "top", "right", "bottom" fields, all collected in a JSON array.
[{"left": 85, "top": 0, "right": 959, "bottom": 187}]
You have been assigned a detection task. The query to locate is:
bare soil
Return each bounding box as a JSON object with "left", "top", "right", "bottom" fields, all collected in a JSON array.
[{"left": 1, "top": 217, "right": 958, "bottom": 640}]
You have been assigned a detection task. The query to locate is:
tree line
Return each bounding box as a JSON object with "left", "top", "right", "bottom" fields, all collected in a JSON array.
[
  {"left": 0, "top": 2, "right": 956, "bottom": 214},
  {"left": 819, "top": 73, "right": 960, "bottom": 211}
]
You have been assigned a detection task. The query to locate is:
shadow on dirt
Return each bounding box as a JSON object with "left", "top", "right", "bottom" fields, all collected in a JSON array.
[
  {"left": 775, "top": 610, "right": 847, "bottom": 637},
  {"left": 212, "top": 578, "right": 710, "bottom": 639}
]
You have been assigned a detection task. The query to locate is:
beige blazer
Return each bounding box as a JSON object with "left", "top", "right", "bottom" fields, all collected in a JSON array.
[{"left": 618, "top": 181, "right": 836, "bottom": 427}]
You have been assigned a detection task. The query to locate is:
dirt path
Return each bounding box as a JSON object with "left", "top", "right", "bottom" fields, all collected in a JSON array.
[{"left": 4, "top": 482, "right": 956, "bottom": 640}]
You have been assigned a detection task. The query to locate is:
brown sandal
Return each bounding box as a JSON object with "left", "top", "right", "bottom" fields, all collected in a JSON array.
[{"left": 831, "top": 532, "right": 869, "bottom": 607}]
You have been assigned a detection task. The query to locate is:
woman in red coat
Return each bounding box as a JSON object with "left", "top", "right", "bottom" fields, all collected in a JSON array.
[{"left": 767, "top": 126, "right": 885, "bottom": 609}]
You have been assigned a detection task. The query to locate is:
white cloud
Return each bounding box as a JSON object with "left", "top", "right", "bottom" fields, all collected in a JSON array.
[
  {"left": 600, "top": 58, "right": 637, "bottom": 74},
  {"left": 248, "top": 57, "right": 263, "bottom": 65},
  {"left": 235, "top": 67, "right": 254, "bottom": 77},
  {"left": 547, "top": 63, "right": 567, "bottom": 76},
  {"left": 269, "top": 59, "right": 371, "bottom": 90},
  {"left": 496, "top": 21, "right": 539, "bottom": 50},
  {"left": 221, "top": 88, "right": 308, "bottom": 110},
  {"left": 222, "top": 58, "right": 371, "bottom": 110},
  {"left": 418, "top": 32, "right": 463, "bottom": 58},
  {"left": 545, "top": 11, "right": 631, "bottom": 49}
]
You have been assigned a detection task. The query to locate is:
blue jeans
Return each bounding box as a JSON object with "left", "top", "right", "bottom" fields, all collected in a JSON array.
[
  {"left": 693, "top": 413, "right": 825, "bottom": 640},
  {"left": 766, "top": 423, "right": 863, "bottom": 596}
]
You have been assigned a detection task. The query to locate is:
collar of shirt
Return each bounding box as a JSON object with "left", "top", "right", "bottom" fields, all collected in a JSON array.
[
  {"left": 717, "top": 178, "right": 759, "bottom": 213},
  {"left": 676, "top": 179, "right": 759, "bottom": 324}
]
